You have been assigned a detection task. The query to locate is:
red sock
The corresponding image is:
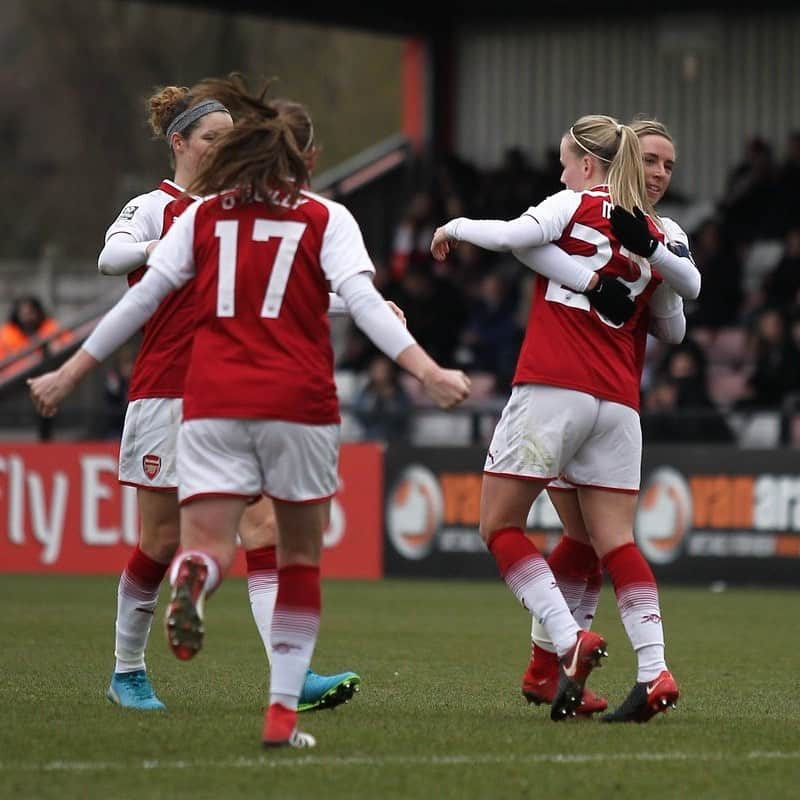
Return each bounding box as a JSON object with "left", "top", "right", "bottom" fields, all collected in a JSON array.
[
  {"left": 488, "top": 527, "right": 578, "bottom": 655},
  {"left": 601, "top": 542, "right": 656, "bottom": 602},
  {"left": 486, "top": 526, "right": 541, "bottom": 576},
  {"left": 602, "top": 542, "right": 665, "bottom": 680},
  {"left": 546, "top": 536, "right": 599, "bottom": 613},
  {"left": 269, "top": 564, "right": 321, "bottom": 699},
  {"left": 547, "top": 536, "right": 598, "bottom": 581},
  {"left": 124, "top": 546, "right": 169, "bottom": 593},
  {"left": 246, "top": 545, "right": 277, "bottom": 573}
]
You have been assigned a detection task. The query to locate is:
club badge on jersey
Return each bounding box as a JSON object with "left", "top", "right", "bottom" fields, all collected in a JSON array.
[{"left": 142, "top": 454, "right": 161, "bottom": 480}]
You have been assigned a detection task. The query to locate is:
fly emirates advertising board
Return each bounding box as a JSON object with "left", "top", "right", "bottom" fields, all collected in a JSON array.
[{"left": 0, "top": 442, "right": 383, "bottom": 579}]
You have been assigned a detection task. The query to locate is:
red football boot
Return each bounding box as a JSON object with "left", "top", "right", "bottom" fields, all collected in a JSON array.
[
  {"left": 522, "top": 646, "right": 608, "bottom": 716},
  {"left": 262, "top": 702, "right": 316, "bottom": 749},
  {"left": 550, "top": 630, "right": 608, "bottom": 721},
  {"left": 165, "top": 556, "right": 208, "bottom": 661},
  {"left": 602, "top": 670, "right": 679, "bottom": 723}
]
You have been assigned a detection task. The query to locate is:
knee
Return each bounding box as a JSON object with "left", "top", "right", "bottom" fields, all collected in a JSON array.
[
  {"left": 239, "top": 511, "right": 278, "bottom": 550},
  {"left": 139, "top": 520, "right": 180, "bottom": 563}
]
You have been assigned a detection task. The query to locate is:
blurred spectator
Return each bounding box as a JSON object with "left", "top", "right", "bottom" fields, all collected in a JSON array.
[
  {"left": 0, "top": 295, "right": 73, "bottom": 378},
  {"left": 659, "top": 338, "right": 715, "bottom": 407},
  {"left": 384, "top": 261, "right": 467, "bottom": 366},
  {"left": 761, "top": 227, "right": 800, "bottom": 312},
  {"left": 435, "top": 154, "right": 481, "bottom": 216},
  {"left": 97, "top": 345, "right": 136, "bottom": 439},
  {"left": 641, "top": 373, "right": 734, "bottom": 443},
  {"left": 719, "top": 137, "right": 780, "bottom": 244},
  {"left": 773, "top": 131, "right": 800, "bottom": 236},
  {"left": 643, "top": 339, "right": 734, "bottom": 442},
  {"left": 456, "top": 271, "right": 523, "bottom": 392},
  {"left": 484, "top": 146, "right": 549, "bottom": 219},
  {"left": 390, "top": 190, "right": 438, "bottom": 280},
  {"left": 687, "top": 218, "right": 744, "bottom": 329},
  {"left": 352, "top": 355, "right": 412, "bottom": 441},
  {"left": 336, "top": 326, "right": 376, "bottom": 372},
  {"left": 737, "top": 306, "right": 800, "bottom": 408},
  {"left": 540, "top": 146, "right": 566, "bottom": 197}
]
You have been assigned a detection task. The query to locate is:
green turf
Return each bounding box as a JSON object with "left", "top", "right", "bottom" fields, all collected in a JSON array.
[{"left": 0, "top": 575, "right": 797, "bottom": 799}]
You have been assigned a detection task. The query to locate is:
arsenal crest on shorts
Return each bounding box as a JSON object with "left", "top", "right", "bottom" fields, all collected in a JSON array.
[{"left": 142, "top": 454, "right": 161, "bottom": 480}]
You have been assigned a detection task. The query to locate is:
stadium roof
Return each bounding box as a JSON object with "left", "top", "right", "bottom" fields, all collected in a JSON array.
[{"left": 126, "top": 1, "right": 774, "bottom": 35}]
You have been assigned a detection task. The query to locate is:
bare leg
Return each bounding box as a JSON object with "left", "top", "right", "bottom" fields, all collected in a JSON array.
[{"left": 164, "top": 496, "right": 246, "bottom": 661}]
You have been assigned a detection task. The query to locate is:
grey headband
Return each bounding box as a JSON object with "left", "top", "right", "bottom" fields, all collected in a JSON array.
[{"left": 166, "top": 99, "right": 229, "bottom": 146}]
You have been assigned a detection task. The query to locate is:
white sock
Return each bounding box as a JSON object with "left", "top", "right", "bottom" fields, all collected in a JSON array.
[
  {"left": 114, "top": 571, "right": 159, "bottom": 673},
  {"left": 617, "top": 584, "right": 667, "bottom": 682},
  {"left": 248, "top": 569, "right": 278, "bottom": 666},
  {"left": 505, "top": 555, "right": 580, "bottom": 657},
  {"left": 573, "top": 577, "right": 601, "bottom": 631},
  {"left": 270, "top": 607, "right": 319, "bottom": 702},
  {"left": 531, "top": 617, "right": 556, "bottom": 654},
  {"left": 530, "top": 573, "right": 591, "bottom": 654},
  {"left": 269, "top": 566, "right": 320, "bottom": 706}
]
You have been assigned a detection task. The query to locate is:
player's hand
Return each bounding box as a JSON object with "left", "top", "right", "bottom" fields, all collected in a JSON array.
[
  {"left": 610, "top": 205, "right": 658, "bottom": 257},
  {"left": 582, "top": 275, "right": 635, "bottom": 325},
  {"left": 422, "top": 367, "right": 471, "bottom": 409},
  {"left": 386, "top": 300, "right": 406, "bottom": 327},
  {"left": 430, "top": 226, "right": 456, "bottom": 261},
  {"left": 27, "top": 369, "right": 74, "bottom": 417}
]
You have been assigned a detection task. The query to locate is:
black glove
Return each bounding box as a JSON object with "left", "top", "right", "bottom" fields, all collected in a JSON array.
[
  {"left": 610, "top": 205, "right": 658, "bottom": 257},
  {"left": 582, "top": 275, "right": 635, "bottom": 325}
]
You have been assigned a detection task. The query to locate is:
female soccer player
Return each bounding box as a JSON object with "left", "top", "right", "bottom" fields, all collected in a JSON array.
[
  {"left": 29, "top": 93, "right": 470, "bottom": 748},
  {"left": 96, "top": 83, "right": 360, "bottom": 713},
  {"left": 431, "top": 114, "right": 690, "bottom": 723},
  {"left": 522, "top": 118, "right": 698, "bottom": 723}
]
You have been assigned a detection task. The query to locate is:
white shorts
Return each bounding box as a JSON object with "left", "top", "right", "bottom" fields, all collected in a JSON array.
[
  {"left": 177, "top": 418, "right": 340, "bottom": 505},
  {"left": 118, "top": 397, "right": 182, "bottom": 490},
  {"left": 485, "top": 384, "right": 642, "bottom": 492}
]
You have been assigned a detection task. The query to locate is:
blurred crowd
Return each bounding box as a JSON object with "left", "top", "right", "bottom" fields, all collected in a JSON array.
[
  {"left": 5, "top": 131, "right": 800, "bottom": 445},
  {"left": 336, "top": 131, "right": 800, "bottom": 444}
]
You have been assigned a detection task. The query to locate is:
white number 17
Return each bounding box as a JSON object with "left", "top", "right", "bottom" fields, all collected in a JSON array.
[{"left": 214, "top": 219, "right": 307, "bottom": 318}]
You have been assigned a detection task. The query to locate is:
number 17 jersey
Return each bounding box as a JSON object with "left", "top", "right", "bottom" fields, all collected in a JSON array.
[
  {"left": 515, "top": 186, "right": 663, "bottom": 412},
  {"left": 147, "top": 189, "right": 376, "bottom": 425}
]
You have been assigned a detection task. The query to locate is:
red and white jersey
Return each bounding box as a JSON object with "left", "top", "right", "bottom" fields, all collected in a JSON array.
[
  {"left": 147, "top": 188, "right": 376, "bottom": 424},
  {"left": 105, "top": 180, "right": 198, "bottom": 400},
  {"left": 105, "top": 179, "right": 184, "bottom": 260},
  {"left": 515, "top": 185, "right": 664, "bottom": 411}
]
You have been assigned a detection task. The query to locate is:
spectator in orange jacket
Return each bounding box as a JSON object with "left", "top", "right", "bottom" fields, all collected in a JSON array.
[{"left": 0, "top": 296, "right": 73, "bottom": 377}]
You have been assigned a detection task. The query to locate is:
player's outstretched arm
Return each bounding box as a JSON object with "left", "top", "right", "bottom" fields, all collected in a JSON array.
[
  {"left": 335, "top": 272, "right": 469, "bottom": 409},
  {"left": 327, "top": 292, "right": 406, "bottom": 326},
  {"left": 28, "top": 267, "right": 177, "bottom": 417},
  {"left": 431, "top": 215, "right": 548, "bottom": 260},
  {"left": 28, "top": 350, "right": 99, "bottom": 418},
  {"left": 395, "top": 345, "right": 471, "bottom": 409}
]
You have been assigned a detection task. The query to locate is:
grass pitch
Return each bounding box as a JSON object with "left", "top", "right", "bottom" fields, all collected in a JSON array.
[{"left": 0, "top": 575, "right": 797, "bottom": 799}]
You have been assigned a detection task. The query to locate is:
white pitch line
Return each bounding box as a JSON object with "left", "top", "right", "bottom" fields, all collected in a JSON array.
[{"left": 0, "top": 751, "right": 798, "bottom": 773}]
